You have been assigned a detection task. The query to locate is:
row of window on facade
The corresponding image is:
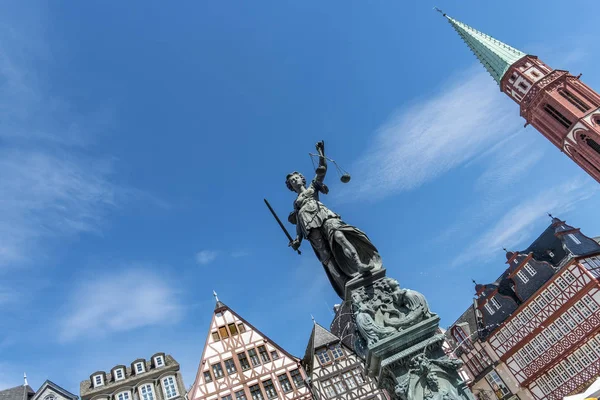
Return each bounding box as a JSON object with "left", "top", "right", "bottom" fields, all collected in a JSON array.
[
  {"left": 510, "top": 297, "right": 600, "bottom": 368},
  {"left": 319, "top": 368, "right": 365, "bottom": 398},
  {"left": 492, "top": 281, "right": 597, "bottom": 349},
  {"left": 534, "top": 332, "right": 600, "bottom": 395},
  {"left": 93, "top": 376, "right": 179, "bottom": 400},
  {"left": 212, "top": 322, "right": 246, "bottom": 341},
  {"left": 315, "top": 344, "right": 344, "bottom": 365},
  {"left": 212, "top": 370, "right": 304, "bottom": 400},
  {"left": 93, "top": 355, "right": 166, "bottom": 388},
  {"left": 484, "top": 267, "right": 580, "bottom": 317},
  {"left": 581, "top": 255, "right": 600, "bottom": 278},
  {"left": 204, "top": 346, "right": 280, "bottom": 382}
]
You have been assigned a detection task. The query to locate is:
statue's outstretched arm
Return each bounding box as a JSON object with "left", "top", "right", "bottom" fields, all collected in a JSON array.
[{"left": 314, "top": 141, "right": 327, "bottom": 183}]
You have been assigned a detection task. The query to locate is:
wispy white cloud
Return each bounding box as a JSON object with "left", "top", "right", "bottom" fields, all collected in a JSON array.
[
  {"left": 473, "top": 135, "right": 545, "bottom": 192},
  {"left": 0, "top": 7, "right": 124, "bottom": 268},
  {"left": 0, "top": 150, "right": 117, "bottom": 267},
  {"left": 453, "top": 179, "right": 597, "bottom": 266},
  {"left": 60, "top": 267, "right": 183, "bottom": 342},
  {"left": 196, "top": 250, "right": 219, "bottom": 265},
  {"left": 340, "top": 67, "right": 524, "bottom": 201}
]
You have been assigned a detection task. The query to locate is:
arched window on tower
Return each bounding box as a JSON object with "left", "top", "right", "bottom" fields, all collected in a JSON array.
[{"left": 581, "top": 133, "right": 600, "bottom": 156}]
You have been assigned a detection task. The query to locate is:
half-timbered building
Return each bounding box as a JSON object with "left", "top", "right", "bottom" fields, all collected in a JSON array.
[
  {"left": 447, "top": 306, "right": 530, "bottom": 400},
  {"left": 449, "top": 216, "right": 600, "bottom": 400},
  {"left": 301, "top": 322, "right": 386, "bottom": 400},
  {"left": 188, "top": 298, "right": 311, "bottom": 400}
]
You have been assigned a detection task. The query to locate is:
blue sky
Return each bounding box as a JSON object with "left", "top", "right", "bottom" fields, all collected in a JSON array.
[{"left": 1, "top": 0, "right": 599, "bottom": 394}]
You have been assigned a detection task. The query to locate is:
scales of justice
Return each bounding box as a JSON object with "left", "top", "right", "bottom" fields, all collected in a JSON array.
[{"left": 265, "top": 141, "right": 475, "bottom": 400}]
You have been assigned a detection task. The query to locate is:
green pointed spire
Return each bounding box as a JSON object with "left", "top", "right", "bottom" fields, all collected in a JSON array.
[{"left": 443, "top": 14, "right": 526, "bottom": 84}]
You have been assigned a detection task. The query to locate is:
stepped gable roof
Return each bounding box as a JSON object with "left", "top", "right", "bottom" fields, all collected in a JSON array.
[{"left": 0, "top": 386, "right": 34, "bottom": 400}]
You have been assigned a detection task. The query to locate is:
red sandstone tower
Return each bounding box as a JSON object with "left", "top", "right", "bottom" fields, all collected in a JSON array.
[{"left": 441, "top": 12, "right": 600, "bottom": 183}]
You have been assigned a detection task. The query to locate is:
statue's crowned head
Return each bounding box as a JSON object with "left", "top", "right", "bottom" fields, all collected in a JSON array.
[{"left": 285, "top": 171, "right": 306, "bottom": 192}]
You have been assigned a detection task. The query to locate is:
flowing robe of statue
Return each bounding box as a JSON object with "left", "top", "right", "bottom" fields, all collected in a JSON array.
[{"left": 286, "top": 141, "right": 382, "bottom": 298}]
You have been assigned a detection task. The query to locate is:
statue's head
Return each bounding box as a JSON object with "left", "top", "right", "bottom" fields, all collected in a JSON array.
[{"left": 285, "top": 172, "right": 306, "bottom": 192}]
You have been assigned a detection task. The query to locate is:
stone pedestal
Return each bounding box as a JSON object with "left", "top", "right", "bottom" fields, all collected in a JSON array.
[{"left": 345, "top": 270, "right": 475, "bottom": 400}]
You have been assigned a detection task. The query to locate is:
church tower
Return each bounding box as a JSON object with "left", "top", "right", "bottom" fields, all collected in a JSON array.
[{"left": 441, "top": 12, "right": 600, "bottom": 183}]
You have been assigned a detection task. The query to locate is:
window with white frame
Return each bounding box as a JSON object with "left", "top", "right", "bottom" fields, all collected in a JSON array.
[
  {"left": 321, "top": 380, "right": 336, "bottom": 399},
  {"left": 524, "top": 263, "right": 537, "bottom": 276},
  {"left": 331, "top": 376, "right": 345, "bottom": 394},
  {"left": 93, "top": 375, "right": 104, "bottom": 387},
  {"left": 352, "top": 369, "right": 365, "bottom": 385},
  {"left": 484, "top": 302, "right": 495, "bottom": 315},
  {"left": 117, "top": 392, "right": 130, "bottom": 400},
  {"left": 135, "top": 362, "right": 145, "bottom": 374},
  {"left": 330, "top": 344, "right": 344, "bottom": 359},
  {"left": 139, "top": 384, "right": 155, "bottom": 400},
  {"left": 516, "top": 270, "right": 529, "bottom": 283},
  {"left": 316, "top": 349, "right": 331, "bottom": 365},
  {"left": 155, "top": 356, "right": 164, "bottom": 367},
  {"left": 162, "top": 376, "right": 178, "bottom": 399},
  {"left": 114, "top": 368, "right": 125, "bottom": 381},
  {"left": 485, "top": 370, "right": 510, "bottom": 397},
  {"left": 583, "top": 294, "right": 599, "bottom": 312},
  {"left": 568, "top": 233, "right": 581, "bottom": 245},
  {"left": 490, "top": 297, "right": 501, "bottom": 310}
]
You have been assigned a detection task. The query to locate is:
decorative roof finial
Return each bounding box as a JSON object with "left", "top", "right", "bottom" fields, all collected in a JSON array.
[
  {"left": 433, "top": 6, "right": 446, "bottom": 16},
  {"left": 503, "top": 247, "right": 508, "bottom": 252},
  {"left": 24, "top": 373, "right": 28, "bottom": 387},
  {"left": 548, "top": 212, "right": 554, "bottom": 219},
  {"left": 311, "top": 314, "right": 316, "bottom": 324},
  {"left": 213, "top": 290, "right": 219, "bottom": 303},
  {"left": 472, "top": 279, "right": 477, "bottom": 285}
]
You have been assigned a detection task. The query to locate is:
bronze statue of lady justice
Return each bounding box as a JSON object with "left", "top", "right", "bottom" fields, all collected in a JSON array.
[{"left": 274, "top": 141, "right": 382, "bottom": 298}]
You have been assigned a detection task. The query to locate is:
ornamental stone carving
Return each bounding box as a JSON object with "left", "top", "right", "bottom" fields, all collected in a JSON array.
[{"left": 351, "top": 277, "right": 433, "bottom": 346}]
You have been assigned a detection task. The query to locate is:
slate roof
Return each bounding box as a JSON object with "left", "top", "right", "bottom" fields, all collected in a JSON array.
[
  {"left": 330, "top": 301, "right": 356, "bottom": 352},
  {"left": 0, "top": 386, "right": 34, "bottom": 400},
  {"left": 443, "top": 14, "right": 526, "bottom": 84},
  {"left": 80, "top": 355, "right": 180, "bottom": 398}
]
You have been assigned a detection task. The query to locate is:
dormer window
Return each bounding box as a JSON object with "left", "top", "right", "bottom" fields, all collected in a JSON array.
[
  {"left": 135, "top": 362, "right": 146, "bottom": 374},
  {"left": 484, "top": 303, "right": 495, "bottom": 315},
  {"left": 490, "top": 297, "right": 501, "bottom": 310},
  {"left": 93, "top": 374, "right": 104, "bottom": 387},
  {"left": 516, "top": 270, "right": 529, "bottom": 284},
  {"left": 568, "top": 233, "right": 582, "bottom": 245},
  {"left": 524, "top": 263, "right": 537, "bottom": 277},
  {"left": 114, "top": 368, "right": 125, "bottom": 381},
  {"left": 155, "top": 356, "right": 165, "bottom": 368},
  {"left": 316, "top": 349, "right": 331, "bottom": 365}
]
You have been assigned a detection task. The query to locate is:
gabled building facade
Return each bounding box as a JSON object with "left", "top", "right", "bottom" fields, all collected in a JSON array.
[
  {"left": 1, "top": 380, "right": 77, "bottom": 400},
  {"left": 188, "top": 299, "right": 311, "bottom": 400},
  {"left": 301, "top": 323, "right": 385, "bottom": 400},
  {"left": 440, "top": 12, "right": 600, "bottom": 184},
  {"left": 449, "top": 217, "right": 600, "bottom": 400},
  {"left": 79, "top": 353, "right": 185, "bottom": 400}
]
